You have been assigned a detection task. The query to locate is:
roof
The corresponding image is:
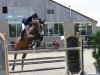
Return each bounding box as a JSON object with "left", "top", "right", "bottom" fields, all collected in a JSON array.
[{"left": 49, "top": 0, "right": 97, "bottom": 23}]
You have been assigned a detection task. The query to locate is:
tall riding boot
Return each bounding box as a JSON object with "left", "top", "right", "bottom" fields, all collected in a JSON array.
[{"left": 20, "top": 29, "right": 25, "bottom": 40}]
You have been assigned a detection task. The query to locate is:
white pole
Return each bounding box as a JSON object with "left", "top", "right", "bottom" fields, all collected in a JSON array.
[
  {"left": 79, "top": 38, "right": 86, "bottom": 75},
  {"left": 69, "top": 5, "right": 71, "bottom": 20}
]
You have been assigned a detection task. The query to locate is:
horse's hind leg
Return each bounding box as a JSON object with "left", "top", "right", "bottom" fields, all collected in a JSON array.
[
  {"left": 21, "top": 53, "right": 27, "bottom": 70},
  {"left": 12, "top": 53, "right": 17, "bottom": 71}
]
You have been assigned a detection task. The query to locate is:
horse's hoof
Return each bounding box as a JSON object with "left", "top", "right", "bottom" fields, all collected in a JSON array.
[
  {"left": 21, "top": 67, "right": 23, "bottom": 70},
  {"left": 12, "top": 67, "right": 14, "bottom": 71}
]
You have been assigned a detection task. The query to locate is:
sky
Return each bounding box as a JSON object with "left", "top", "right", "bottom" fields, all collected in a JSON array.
[{"left": 54, "top": 0, "right": 100, "bottom": 27}]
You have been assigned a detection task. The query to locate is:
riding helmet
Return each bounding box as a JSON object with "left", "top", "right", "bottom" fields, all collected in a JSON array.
[{"left": 32, "top": 13, "right": 38, "bottom": 19}]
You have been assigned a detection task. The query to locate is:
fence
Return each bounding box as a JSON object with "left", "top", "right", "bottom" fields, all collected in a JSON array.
[{"left": 8, "top": 49, "right": 66, "bottom": 74}]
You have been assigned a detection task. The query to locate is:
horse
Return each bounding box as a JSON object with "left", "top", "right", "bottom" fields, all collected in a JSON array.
[
  {"left": 35, "top": 19, "right": 46, "bottom": 47},
  {"left": 11, "top": 19, "right": 43, "bottom": 71}
]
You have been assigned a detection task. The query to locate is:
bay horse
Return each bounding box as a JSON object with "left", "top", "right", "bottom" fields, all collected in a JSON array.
[
  {"left": 12, "top": 20, "right": 43, "bottom": 71},
  {"left": 35, "top": 19, "right": 46, "bottom": 47}
]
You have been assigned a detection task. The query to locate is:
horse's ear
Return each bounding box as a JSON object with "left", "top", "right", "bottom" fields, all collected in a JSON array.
[{"left": 43, "top": 18, "right": 46, "bottom": 22}]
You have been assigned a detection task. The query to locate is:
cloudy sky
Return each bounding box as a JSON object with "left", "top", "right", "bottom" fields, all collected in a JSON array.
[{"left": 54, "top": 0, "right": 100, "bottom": 27}]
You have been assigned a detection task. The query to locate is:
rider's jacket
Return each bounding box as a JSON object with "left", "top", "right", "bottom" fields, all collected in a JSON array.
[
  {"left": 22, "top": 16, "right": 33, "bottom": 26},
  {"left": 22, "top": 13, "right": 39, "bottom": 26}
]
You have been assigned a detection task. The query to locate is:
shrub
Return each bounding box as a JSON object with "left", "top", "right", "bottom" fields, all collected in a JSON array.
[{"left": 92, "top": 30, "right": 100, "bottom": 65}]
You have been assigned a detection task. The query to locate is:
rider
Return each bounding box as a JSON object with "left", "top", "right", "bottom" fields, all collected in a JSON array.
[{"left": 20, "top": 13, "right": 39, "bottom": 40}]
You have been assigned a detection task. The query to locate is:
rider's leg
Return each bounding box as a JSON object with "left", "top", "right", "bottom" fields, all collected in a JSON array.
[
  {"left": 20, "top": 23, "right": 26, "bottom": 40},
  {"left": 20, "top": 29, "right": 25, "bottom": 40}
]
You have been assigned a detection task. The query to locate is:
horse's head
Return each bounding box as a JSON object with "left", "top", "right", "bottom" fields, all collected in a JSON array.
[
  {"left": 39, "top": 19, "right": 46, "bottom": 35},
  {"left": 40, "top": 19, "right": 46, "bottom": 27},
  {"left": 31, "top": 18, "right": 46, "bottom": 35},
  {"left": 26, "top": 20, "right": 41, "bottom": 39},
  {"left": 33, "top": 20, "right": 40, "bottom": 28}
]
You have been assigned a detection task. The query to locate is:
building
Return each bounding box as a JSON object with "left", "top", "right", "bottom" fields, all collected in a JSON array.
[{"left": 0, "top": 0, "right": 97, "bottom": 48}]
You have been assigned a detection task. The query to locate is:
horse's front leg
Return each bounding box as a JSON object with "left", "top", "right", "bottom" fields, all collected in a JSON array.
[
  {"left": 29, "top": 40, "right": 36, "bottom": 50},
  {"left": 12, "top": 53, "right": 17, "bottom": 71},
  {"left": 32, "top": 42, "right": 36, "bottom": 50},
  {"left": 21, "top": 53, "right": 27, "bottom": 70}
]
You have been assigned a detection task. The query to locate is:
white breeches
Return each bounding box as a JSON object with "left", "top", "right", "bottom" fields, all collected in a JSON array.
[{"left": 22, "top": 23, "right": 25, "bottom": 30}]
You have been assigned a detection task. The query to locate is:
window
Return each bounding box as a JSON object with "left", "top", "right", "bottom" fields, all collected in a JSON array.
[
  {"left": 44, "top": 24, "right": 48, "bottom": 36},
  {"left": 44, "top": 23, "right": 64, "bottom": 36},
  {"left": 9, "top": 24, "right": 22, "bottom": 37},
  {"left": 87, "top": 24, "right": 92, "bottom": 35},
  {"left": 16, "top": 24, "right": 22, "bottom": 37},
  {"left": 47, "top": 10, "right": 50, "bottom": 14},
  {"left": 54, "top": 23, "right": 59, "bottom": 35},
  {"left": 74, "top": 23, "right": 92, "bottom": 35},
  {"left": 47, "top": 9, "right": 54, "bottom": 14},
  {"left": 59, "top": 23, "right": 64, "bottom": 36},
  {"left": 51, "top": 9, "right": 54, "bottom": 14},
  {"left": 74, "top": 23, "right": 80, "bottom": 35},
  {"left": 48, "top": 23, "right": 54, "bottom": 36},
  {"left": 2, "top": 7, "right": 8, "bottom": 13},
  {"left": 9, "top": 24, "right": 16, "bottom": 37}
]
